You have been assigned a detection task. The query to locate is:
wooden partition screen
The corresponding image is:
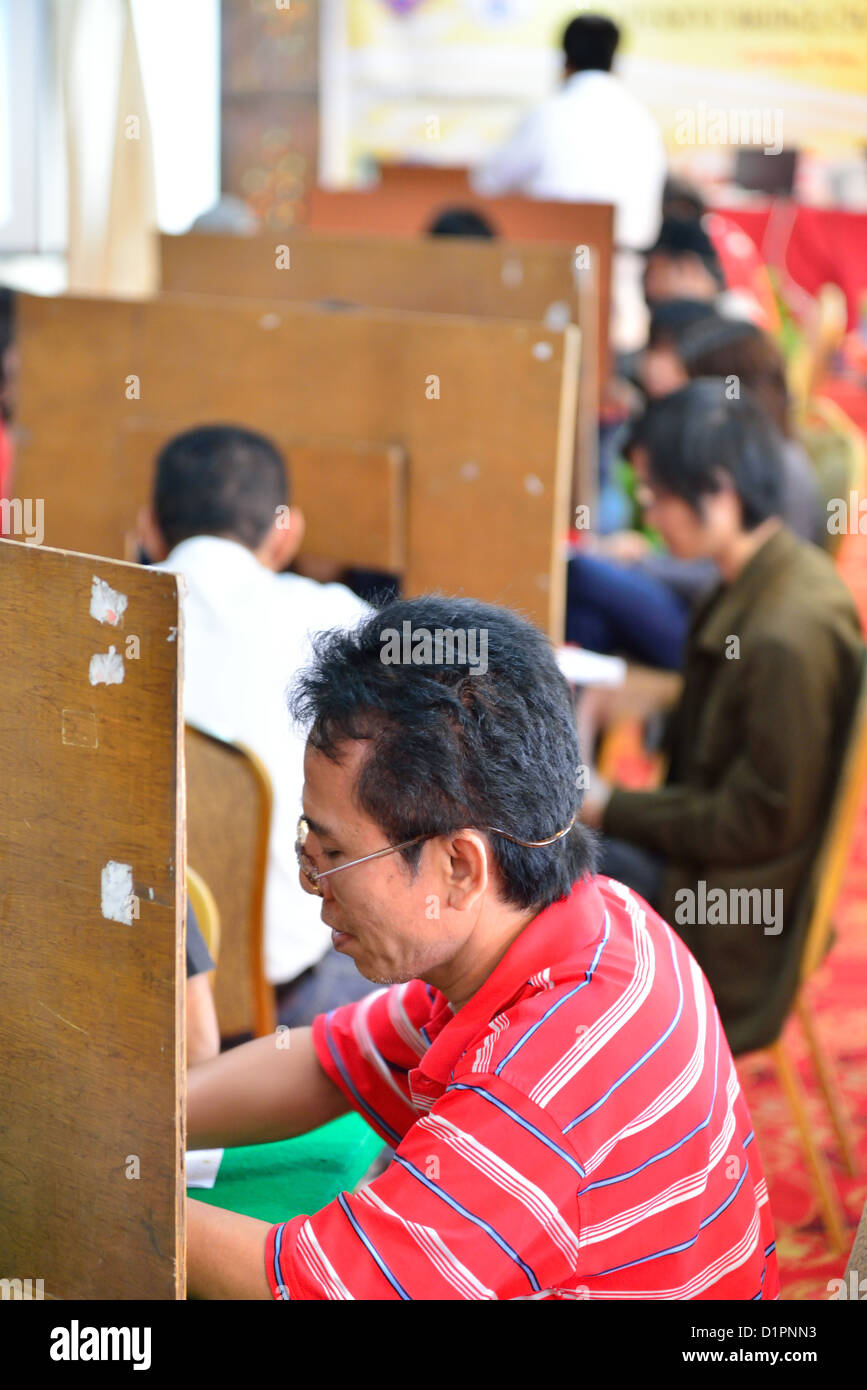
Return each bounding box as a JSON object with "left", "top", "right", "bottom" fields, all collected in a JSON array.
[
  {"left": 0, "top": 538, "right": 184, "bottom": 1299},
  {"left": 306, "top": 168, "right": 612, "bottom": 380},
  {"left": 15, "top": 293, "right": 579, "bottom": 638}
]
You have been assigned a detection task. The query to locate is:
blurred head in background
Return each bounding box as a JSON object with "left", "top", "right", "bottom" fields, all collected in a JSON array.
[
  {"left": 639, "top": 299, "right": 721, "bottom": 398},
  {"left": 644, "top": 218, "right": 726, "bottom": 310},
  {"left": 562, "top": 14, "right": 621, "bottom": 76},
  {"left": 427, "top": 206, "right": 497, "bottom": 238},
  {"left": 625, "top": 379, "right": 785, "bottom": 563}
]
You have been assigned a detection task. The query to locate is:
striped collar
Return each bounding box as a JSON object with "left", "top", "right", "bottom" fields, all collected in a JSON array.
[{"left": 414, "top": 877, "right": 607, "bottom": 1089}]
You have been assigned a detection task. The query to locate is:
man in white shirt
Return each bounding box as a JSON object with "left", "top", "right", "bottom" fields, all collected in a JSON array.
[
  {"left": 473, "top": 13, "right": 667, "bottom": 348},
  {"left": 139, "top": 424, "right": 376, "bottom": 1028}
]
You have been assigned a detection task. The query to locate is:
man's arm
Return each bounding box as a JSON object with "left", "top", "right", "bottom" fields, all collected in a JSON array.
[
  {"left": 187, "top": 1200, "right": 273, "bottom": 1299},
  {"left": 472, "top": 108, "right": 545, "bottom": 197},
  {"left": 187, "top": 973, "right": 220, "bottom": 1067},
  {"left": 602, "top": 639, "right": 832, "bottom": 864},
  {"left": 187, "top": 1026, "right": 350, "bottom": 1150}
]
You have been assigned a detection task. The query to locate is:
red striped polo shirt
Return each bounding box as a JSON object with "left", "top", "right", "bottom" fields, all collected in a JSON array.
[{"left": 265, "top": 875, "right": 779, "bottom": 1300}]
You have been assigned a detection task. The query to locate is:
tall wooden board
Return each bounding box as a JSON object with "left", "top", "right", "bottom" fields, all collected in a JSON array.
[
  {"left": 0, "top": 539, "right": 184, "bottom": 1299},
  {"left": 306, "top": 169, "right": 612, "bottom": 380},
  {"left": 15, "top": 294, "right": 579, "bottom": 638}
]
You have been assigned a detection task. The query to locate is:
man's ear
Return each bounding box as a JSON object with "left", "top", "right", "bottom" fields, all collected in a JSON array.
[
  {"left": 135, "top": 505, "right": 169, "bottom": 562},
  {"left": 442, "top": 830, "right": 489, "bottom": 915},
  {"left": 257, "top": 504, "right": 306, "bottom": 572}
]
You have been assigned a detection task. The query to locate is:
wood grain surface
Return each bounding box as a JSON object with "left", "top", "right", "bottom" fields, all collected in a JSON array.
[
  {"left": 0, "top": 538, "right": 184, "bottom": 1299},
  {"left": 15, "top": 293, "right": 578, "bottom": 637}
]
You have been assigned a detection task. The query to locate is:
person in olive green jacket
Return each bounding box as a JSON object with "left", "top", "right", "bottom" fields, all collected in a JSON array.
[{"left": 582, "top": 379, "right": 864, "bottom": 1054}]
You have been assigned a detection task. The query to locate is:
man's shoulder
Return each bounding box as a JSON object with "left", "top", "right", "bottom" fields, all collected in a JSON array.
[
  {"left": 274, "top": 571, "right": 371, "bottom": 631},
  {"left": 452, "top": 879, "right": 700, "bottom": 1100},
  {"left": 750, "top": 536, "right": 860, "bottom": 645}
]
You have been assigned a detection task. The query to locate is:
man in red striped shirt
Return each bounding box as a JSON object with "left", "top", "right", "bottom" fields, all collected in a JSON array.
[{"left": 187, "top": 595, "right": 779, "bottom": 1300}]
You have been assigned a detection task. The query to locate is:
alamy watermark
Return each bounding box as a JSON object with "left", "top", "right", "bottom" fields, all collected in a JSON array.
[
  {"left": 674, "top": 881, "right": 783, "bottom": 935},
  {"left": 674, "top": 102, "right": 784, "bottom": 156},
  {"left": 1, "top": 1276, "right": 44, "bottom": 1299},
  {"left": 380, "top": 620, "right": 488, "bottom": 676},
  {"left": 0, "top": 497, "right": 44, "bottom": 545}
]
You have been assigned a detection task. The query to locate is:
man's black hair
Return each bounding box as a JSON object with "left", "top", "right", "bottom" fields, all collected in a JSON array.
[
  {"left": 562, "top": 14, "right": 620, "bottom": 72},
  {"left": 647, "top": 299, "right": 721, "bottom": 350},
  {"left": 0, "top": 286, "right": 15, "bottom": 357},
  {"left": 646, "top": 217, "right": 726, "bottom": 289},
  {"left": 290, "top": 595, "right": 596, "bottom": 912},
  {"left": 428, "top": 206, "right": 496, "bottom": 238},
  {"left": 661, "top": 176, "right": 706, "bottom": 222},
  {"left": 626, "top": 379, "right": 785, "bottom": 529},
  {"left": 0, "top": 286, "right": 15, "bottom": 422},
  {"left": 153, "top": 424, "right": 289, "bottom": 551}
]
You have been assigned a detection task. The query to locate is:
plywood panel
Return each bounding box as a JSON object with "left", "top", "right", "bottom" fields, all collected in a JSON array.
[
  {"left": 160, "top": 229, "right": 596, "bottom": 531},
  {"left": 16, "top": 294, "right": 578, "bottom": 637},
  {"left": 306, "top": 172, "right": 612, "bottom": 379},
  {"left": 0, "top": 538, "right": 184, "bottom": 1299},
  {"left": 160, "top": 230, "right": 581, "bottom": 328}
]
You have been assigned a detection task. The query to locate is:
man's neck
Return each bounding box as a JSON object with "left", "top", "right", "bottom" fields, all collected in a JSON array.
[
  {"left": 716, "top": 517, "right": 782, "bottom": 585},
  {"left": 430, "top": 904, "right": 539, "bottom": 1014}
]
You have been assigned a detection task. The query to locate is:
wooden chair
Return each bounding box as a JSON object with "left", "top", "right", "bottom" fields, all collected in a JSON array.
[
  {"left": 741, "top": 651, "right": 867, "bottom": 1251},
  {"left": 842, "top": 1197, "right": 867, "bottom": 1294},
  {"left": 184, "top": 724, "right": 276, "bottom": 1040},
  {"left": 187, "top": 866, "right": 221, "bottom": 968}
]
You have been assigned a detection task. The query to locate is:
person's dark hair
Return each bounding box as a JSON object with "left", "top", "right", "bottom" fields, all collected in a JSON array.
[
  {"left": 290, "top": 595, "right": 595, "bottom": 911},
  {"left": 153, "top": 424, "right": 289, "bottom": 551},
  {"left": 0, "top": 286, "right": 16, "bottom": 422},
  {"left": 626, "top": 379, "right": 785, "bottom": 529},
  {"left": 562, "top": 14, "right": 620, "bottom": 73},
  {"left": 427, "top": 206, "right": 497, "bottom": 238},
  {"left": 661, "top": 176, "right": 706, "bottom": 223},
  {"left": 646, "top": 217, "right": 726, "bottom": 289},
  {"left": 647, "top": 299, "right": 721, "bottom": 351},
  {"left": 677, "top": 315, "right": 793, "bottom": 438}
]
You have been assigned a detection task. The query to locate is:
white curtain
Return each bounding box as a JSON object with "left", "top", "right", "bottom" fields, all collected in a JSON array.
[{"left": 59, "top": 0, "right": 157, "bottom": 296}]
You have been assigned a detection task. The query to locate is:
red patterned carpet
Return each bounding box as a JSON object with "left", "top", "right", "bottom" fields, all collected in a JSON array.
[{"left": 736, "top": 526, "right": 867, "bottom": 1300}]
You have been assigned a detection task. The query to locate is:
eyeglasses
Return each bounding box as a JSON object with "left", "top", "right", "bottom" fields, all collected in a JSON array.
[{"left": 295, "top": 813, "right": 576, "bottom": 897}]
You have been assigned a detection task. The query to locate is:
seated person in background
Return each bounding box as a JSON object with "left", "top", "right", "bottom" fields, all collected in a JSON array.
[
  {"left": 187, "top": 901, "right": 220, "bottom": 1066},
  {"left": 427, "top": 207, "right": 496, "bottom": 238},
  {"left": 569, "top": 314, "right": 825, "bottom": 668},
  {"left": 661, "top": 176, "right": 780, "bottom": 333},
  {"left": 137, "top": 425, "right": 378, "bottom": 1030},
  {"left": 186, "top": 594, "right": 778, "bottom": 1300},
  {"left": 581, "top": 381, "right": 864, "bottom": 1053},
  {"left": 634, "top": 298, "right": 721, "bottom": 399},
  {"left": 643, "top": 218, "right": 759, "bottom": 325},
  {"left": 643, "top": 218, "right": 725, "bottom": 312},
  {"left": 677, "top": 316, "right": 824, "bottom": 546}
]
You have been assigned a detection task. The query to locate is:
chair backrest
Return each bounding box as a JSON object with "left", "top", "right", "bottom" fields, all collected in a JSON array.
[
  {"left": 799, "top": 648, "right": 867, "bottom": 983},
  {"left": 184, "top": 724, "right": 275, "bottom": 1039},
  {"left": 187, "top": 865, "right": 221, "bottom": 968},
  {"left": 843, "top": 1196, "right": 867, "bottom": 1291}
]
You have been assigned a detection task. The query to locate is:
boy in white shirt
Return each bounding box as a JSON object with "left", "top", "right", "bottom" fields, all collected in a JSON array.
[{"left": 138, "top": 424, "right": 377, "bottom": 1028}]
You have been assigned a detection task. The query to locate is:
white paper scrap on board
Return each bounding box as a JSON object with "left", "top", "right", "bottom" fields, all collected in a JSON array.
[
  {"left": 90, "top": 576, "right": 128, "bottom": 626},
  {"left": 101, "top": 860, "right": 135, "bottom": 926}
]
